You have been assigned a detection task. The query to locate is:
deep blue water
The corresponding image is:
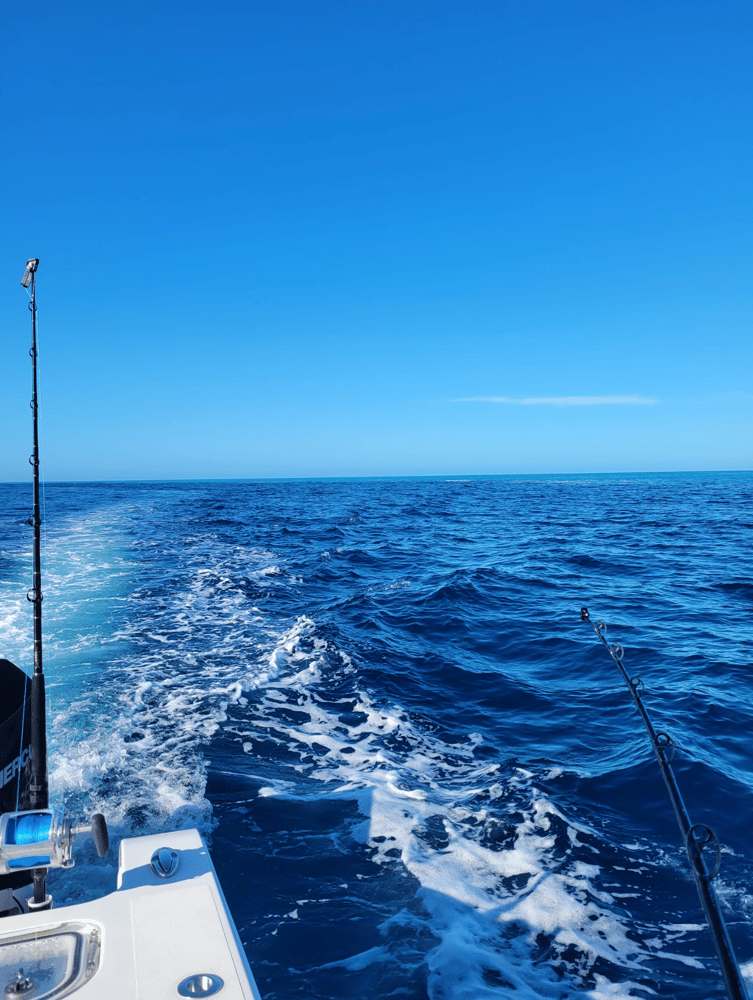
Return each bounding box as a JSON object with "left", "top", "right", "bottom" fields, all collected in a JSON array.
[{"left": 1, "top": 473, "right": 752, "bottom": 999}]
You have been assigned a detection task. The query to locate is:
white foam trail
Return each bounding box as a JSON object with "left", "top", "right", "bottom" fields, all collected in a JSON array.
[
  {"left": 233, "top": 617, "right": 703, "bottom": 998},
  {"left": 11, "top": 500, "right": 300, "bottom": 905}
]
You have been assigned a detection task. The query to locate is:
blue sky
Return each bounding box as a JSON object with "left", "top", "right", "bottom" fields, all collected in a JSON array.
[{"left": 1, "top": 1, "right": 751, "bottom": 480}]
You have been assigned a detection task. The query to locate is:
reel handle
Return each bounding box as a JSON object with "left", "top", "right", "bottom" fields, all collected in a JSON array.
[{"left": 91, "top": 813, "right": 109, "bottom": 857}]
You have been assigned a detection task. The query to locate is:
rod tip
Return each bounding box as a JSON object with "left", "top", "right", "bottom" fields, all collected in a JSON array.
[{"left": 21, "top": 259, "right": 39, "bottom": 287}]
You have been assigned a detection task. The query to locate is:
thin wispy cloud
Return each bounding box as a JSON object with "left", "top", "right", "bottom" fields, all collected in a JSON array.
[{"left": 452, "top": 395, "right": 659, "bottom": 406}]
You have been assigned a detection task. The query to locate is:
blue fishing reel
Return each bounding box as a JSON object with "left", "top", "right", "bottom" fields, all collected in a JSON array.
[{"left": 0, "top": 809, "right": 109, "bottom": 875}]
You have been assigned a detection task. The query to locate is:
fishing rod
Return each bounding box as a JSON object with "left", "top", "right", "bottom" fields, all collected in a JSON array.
[
  {"left": 0, "top": 261, "right": 109, "bottom": 916},
  {"left": 580, "top": 606, "right": 748, "bottom": 1000},
  {"left": 21, "top": 257, "right": 49, "bottom": 907}
]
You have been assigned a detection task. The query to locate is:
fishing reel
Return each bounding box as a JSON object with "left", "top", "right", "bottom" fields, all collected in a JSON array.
[{"left": 0, "top": 809, "right": 109, "bottom": 876}]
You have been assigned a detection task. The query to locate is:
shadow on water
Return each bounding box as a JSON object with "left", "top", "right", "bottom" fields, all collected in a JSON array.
[{"left": 204, "top": 737, "right": 752, "bottom": 1000}]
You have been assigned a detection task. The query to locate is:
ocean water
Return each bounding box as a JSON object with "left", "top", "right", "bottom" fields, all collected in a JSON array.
[{"left": 1, "top": 473, "right": 752, "bottom": 1000}]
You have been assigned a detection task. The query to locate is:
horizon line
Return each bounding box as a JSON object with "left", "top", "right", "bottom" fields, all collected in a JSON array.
[{"left": 1, "top": 468, "right": 751, "bottom": 486}]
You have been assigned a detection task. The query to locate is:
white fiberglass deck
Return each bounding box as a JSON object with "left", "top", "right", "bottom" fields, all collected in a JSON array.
[{"left": 0, "top": 828, "right": 261, "bottom": 1000}]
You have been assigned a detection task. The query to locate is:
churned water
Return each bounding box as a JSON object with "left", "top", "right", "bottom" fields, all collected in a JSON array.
[{"left": 1, "top": 474, "right": 752, "bottom": 999}]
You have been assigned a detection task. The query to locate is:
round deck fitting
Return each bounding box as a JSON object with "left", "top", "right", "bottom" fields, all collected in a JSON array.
[
  {"left": 150, "top": 847, "right": 179, "bottom": 878},
  {"left": 177, "top": 974, "right": 224, "bottom": 997}
]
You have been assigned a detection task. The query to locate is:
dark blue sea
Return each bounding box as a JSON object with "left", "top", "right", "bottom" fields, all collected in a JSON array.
[{"left": 1, "top": 474, "right": 752, "bottom": 999}]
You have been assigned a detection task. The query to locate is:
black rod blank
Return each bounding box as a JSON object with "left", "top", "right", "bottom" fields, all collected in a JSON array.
[
  {"left": 580, "top": 606, "right": 748, "bottom": 1000},
  {"left": 25, "top": 259, "right": 48, "bottom": 814},
  {"left": 23, "top": 259, "right": 49, "bottom": 910}
]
